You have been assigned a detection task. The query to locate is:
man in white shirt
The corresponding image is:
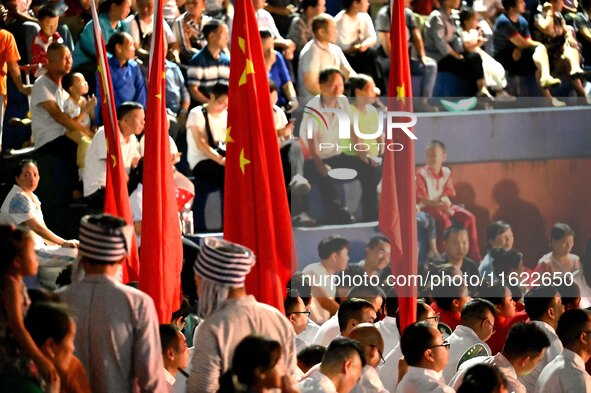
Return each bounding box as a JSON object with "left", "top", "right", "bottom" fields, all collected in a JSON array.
[
  {"left": 302, "top": 235, "right": 350, "bottom": 323},
  {"left": 314, "top": 286, "right": 384, "bottom": 347},
  {"left": 298, "top": 13, "right": 356, "bottom": 100},
  {"left": 298, "top": 337, "right": 365, "bottom": 393},
  {"left": 301, "top": 68, "right": 379, "bottom": 224},
  {"left": 519, "top": 286, "right": 565, "bottom": 392},
  {"left": 82, "top": 102, "right": 144, "bottom": 207},
  {"left": 375, "top": 288, "right": 399, "bottom": 355},
  {"left": 347, "top": 323, "right": 388, "bottom": 393},
  {"left": 536, "top": 309, "right": 591, "bottom": 393},
  {"left": 450, "top": 322, "right": 551, "bottom": 393},
  {"left": 316, "top": 297, "right": 378, "bottom": 348},
  {"left": 159, "top": 324, "right": 190, "bottom": 391},
  {"left": 350, "top": 236, "right": 392, "bottom": 281},
  {"left": 397, "top": 321, "right": 455, "bottom": 393},
  {"left": 285, "top": 291, "right": 312, "bottom": 353},
  {"left": 442, "top": 298, "right": 496, "bottom": 383},
  {"left": 379, "top": 299, "right": 439, "bottom": 393}
]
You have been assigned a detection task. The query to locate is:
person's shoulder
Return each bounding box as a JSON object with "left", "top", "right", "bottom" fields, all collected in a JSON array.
[
  {"left": 442, "top": 166, "right": 452, "bottom": 176},
  {"left": 334, "top": 10, "right": 346, "bottom": 21}
]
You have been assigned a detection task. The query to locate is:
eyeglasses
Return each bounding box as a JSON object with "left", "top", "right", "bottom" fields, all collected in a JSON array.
[
  {"left": 426, "top": 340, "right": 450, "bottom": 350},
  {"left": 288, "top": 311, "right": 311, "bottom": 317},
  {"left": 481, "top": 318, "right": 496, "bottom": 335},
  {"left": 425, "top": 314, "right": 440, "bottom": 324},
  {"left": 369, "top": 345, "right": 386, "bottom": 366}
]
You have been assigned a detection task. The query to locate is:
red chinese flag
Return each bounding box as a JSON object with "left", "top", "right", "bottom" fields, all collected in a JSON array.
[
  {"left": 139, "top": 0, "right": 183, "bottom": 322},
  {"left": 90, "top": 0, "right": 140, "bottom": 282},
  {"left": 379, "top": 0, "right": 418, "bottom": 332},
  {"left": 224, "top": 0, "right": 294, "bottom": 311}
]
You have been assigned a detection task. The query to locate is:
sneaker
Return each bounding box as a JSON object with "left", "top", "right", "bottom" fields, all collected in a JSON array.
[
  {"left": 540, "top": 76, "right": 561, "bottom": 89},
  {"left": 292, "top": 212, "right": 317, "bottom": 227},
  {"left": 289, "top": 174, "right": 311, "bottom": 196}
]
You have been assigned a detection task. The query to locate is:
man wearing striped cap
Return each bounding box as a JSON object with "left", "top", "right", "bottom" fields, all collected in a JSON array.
[
  {"left": 58, "top": 214, "right": 167, "bottom": 393},
  {"left": 186, "top": 237, "right": 298, "bottom": 393}
]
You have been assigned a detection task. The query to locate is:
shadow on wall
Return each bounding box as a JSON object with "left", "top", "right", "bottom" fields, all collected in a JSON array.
[
  {"left": 454, "top": 182, "right": 490, "bottom": 258},
  {"left": 491, "top": 179, "right": 546, "bottom": 268}
]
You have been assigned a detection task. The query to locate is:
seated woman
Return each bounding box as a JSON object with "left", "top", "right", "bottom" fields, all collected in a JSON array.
[
  {"left": 0, "top": 159, "right": 78, "bottom": 252},
  {"left": 533, "top": 0, "right": 588, "bottom": 101},
  {"left": 172, "top": 0, "right": 211, "bottom": 64},
  {"left": 0, "top": 160, "right": 78, "bottom": 286},
  {"left": 424, "top": 0, "right": 493, "bottom": 97},
  {"left": 95, "top": 32, "right": 147, "bottom": 124}
]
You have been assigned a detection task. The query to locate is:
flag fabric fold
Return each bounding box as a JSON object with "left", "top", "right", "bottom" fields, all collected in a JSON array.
[
  {"left": 380, "top": 0, "right": 418, "bottom": 332},
  {"left": 139, "top": 0, "right": 183, "bottom": 322},
  {"left": 90, "top": 0, "right": 140, "bottom": 282},
  {"left": 224, "top": 0, "right": 294, "bottom": 311}
]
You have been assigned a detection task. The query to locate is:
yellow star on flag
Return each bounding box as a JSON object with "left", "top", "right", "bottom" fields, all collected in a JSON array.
[
  {"left": 396, "top": 85, "right": 406, "bottom": 102},
  {"left": 97, "top": 64, "right": 109, "bottom": 104},
  {"left": 239, "top": 148, "right": 250, "bottom": 174},
  {"left": 238, "top": 36, "right": 254, "bottom": 86},
  {"left": 225, "top": 126, "right": 234, "bottom": 143},
  {"left": 156, "top": 93, "right": 161, "bottom": 100},
  {"left": 105, "top": 138, "right": 117, "bottom": 167}
]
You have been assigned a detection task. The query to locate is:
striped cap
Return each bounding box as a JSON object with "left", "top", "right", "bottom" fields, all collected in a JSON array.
[
  {"left": 194, "top": 237, "right": 256, "bottom": 286},
  {"left": 78, "top": 214, "right": 132, "bottom": 263}
]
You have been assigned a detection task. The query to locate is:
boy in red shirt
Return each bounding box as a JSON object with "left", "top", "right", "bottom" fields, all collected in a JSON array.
[{"left": 31, "top": 4, "right": 65, "bottom": 67}]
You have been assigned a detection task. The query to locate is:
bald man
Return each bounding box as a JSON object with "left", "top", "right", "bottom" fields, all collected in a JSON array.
[{"left": 346, "top": 323, "right": 388, "bottom": 392}]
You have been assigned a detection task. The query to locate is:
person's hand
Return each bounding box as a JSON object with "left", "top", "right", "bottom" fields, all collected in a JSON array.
[
  {"left": 177, "top": 110, "right": 188, "bottom": 129},
  {"left": 282, "top": 43, "right": 295, "bottom": 61},
  {"left": 512, "top": 47, "right": 523, "bottom": 61},
  {"left": 19, "top": 84, "right": 32, "bottom": 95},
  {"left": 219, "top": 157, "right": 226, "bottom": 166},
  {"left": 62, "top": 240, "right": 79, "bottom": 248},
  {"left": 315, "top": 160, "right": 330, "bottom": 177},
  {"left": 85, "top": 95, "right": 97, "bottom": 113},
  {"left": 542, "top": 2, "right": 552, "bottom": 13},
  {"left": 287, "top": 99, "right": 299, "bottom": 113}
]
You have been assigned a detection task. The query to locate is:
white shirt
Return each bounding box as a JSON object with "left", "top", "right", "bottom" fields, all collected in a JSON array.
[
  {"left": 396, "top": 366, "right": 454, "bottom": 393},
  {"left": 313, "top": 312, "right": 340, "bottom": 347},
  {"left": 299, "top": 95, "right": 354, "bottom": 160},
  {"left": 376, "top": 317, "right": 400, "bottom": 356},
  {"left": 185, "top": 105, "right": 227, "bottom": 170},
  {"left": 82, "top": 128, "right": 141, "bottom": 196},
  {"left": 379, "top": 344, "right": 403, "bottom": 393},
  {"left": 299, "top": 318, "right": 321, "bottom": 349},
  {"left": 334, "top": 11, "right": 376, "bottom": 50},
  {"left": 297, "top": 39, "right": 355, "bottom": 101},
  {"left": 537, "top": 252, "right": 581, "bottom": 273},
  {"left": 450, "top": 353, "right": 524, "bottom": 393},
  {"left": 298, "top": 370, "right": 338, "bottom": 393},
  {"left": 31, "top": 74, "right": 70, "bottom": 149},
  {"left": 442, "top": 325, "right": 491, "bottom": 383},
  {"left": 518, "top": 321, "right": 563, "bottom": 393},
  {"left": 1, "top": 185, "right": 46, "bottom": 249},
  {"left": 126, "top": 13, "right": 176, "bottom": 45},
  {"left": 575, "top": 270, "right": 591, "bottom": 309},
  {"left": 352, "top": 365, "right": 389, "bottom": 393},
  {"left": 256, "top": 8, "right": 282, "bottom": 39},
  {"left": 535, "top": 349, "right": 591, "bottom": 393}
]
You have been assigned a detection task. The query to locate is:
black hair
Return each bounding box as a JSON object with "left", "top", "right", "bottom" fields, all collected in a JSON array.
[
  {"left": 0, "top": 225, "right": 32, "bottom": 276},
  {"left": 400, "top": 321, "right": 437, "bottom": 366},
  {"left": 219, "top": 335, "right": 282, "bottom": 390},
  {"left": 343, "top": 0, "right": 359, "bottom": 11},
  {"left": 443, "top": 224, "right": 467, "bottom": 241},
  {"left": 318, "top": 235, "right": 349, "bottom": 260},
  {"left": 209, "top": 82, "right": 229, "bottom": 99},
  {"left": 159, "top": 324, "right": 181, "bottom": 353},
  {"left": 117, "top": 101, "right": 144, "bottom": 120},
  {"left": 337, "top": 298, "right": 375, "bottom": 333},
  {"left": 202, "top": 19, "right": 224, "bottom": 41},
  {"left": 395, "top": 298, "right": 430, "bottom": 333},
  {"left": 37, "top": 3, "right": 60, "bottom": 20},
  {"left": 12, "top": 158, "right": 38, "bottom": 183},
  {"left": 461, "top": 298, "right": 496, "bottom": 323},
  {"left": 347, "top": 285, "right": 386, "bottom": 300},
  {"left": 459, "top": 7, "right": 477, "bottom": 29},
  {"left": 297, "top": 345, "right": 326, "bottom": 368},
  {"left": 284, "top": 289, "right": 302, "bottom": 314},
  {"left": 456, "top": 364, "right": 508, "bottom": 393},
  {"left": 47, "top": 42, "right": 68, "bottom": 57},
  {"left": 301, "top": 0, "right": 321, "bottom": 11},
  {"left": 478, "top": 285, "right": 510, "bottom": 306},
  {"left": 432, "top": 283, "right": 466, "bottom": 311},
  {"left": 502, "top": 322, "right": 551, "bottom": 359},
  {"left": 385, "top": 287, "right": 398, "bottom": 317},
  {"left": 259, "top": 28, "right": 273, "bottom": 40},
  {"left": 486, "top": 221, "right": 511, "bottom": 244},
  {"left": 367, "top": 236, "right": 390, "bottom": 250},
  {"left": 318, "top": 68, "right": 345, "bottom": 86},
  {"left": 501, "top": 0, "right": 519, "bottom": 11},
  {"left": 61, "top": 73, "right": 76, "bottom": 93},
  {"left": 269, "top": 80, "right": 278, "bottom": 94},
  {"left": 556, "top": 282, "right": 580, "bottom": 309},
  {"left": 426, "top": 139, "right": 446, "bottom": 151},
  {"left": 550, "top": 223, "right": 575, "bottom": 241},
  {"left": 106, "top": 31, "right": 130, "bottom": 55},
  {"left": 321, "top": 337, "right": 366, "bottom": 370},
  {"left": 98, "top": 0, "right": 130, "bottom": 14},
  {"left": 287, "top": 273, "right": 312, "bottom": 306},
  {"left": 557, "top": 309, "right": 591, "bottom": 347},
  {"left": 25, "top": 302, "right": 73, "bottom": 348},
  {"left": 523, "top": 286, "right": 559, "bottom": 321}
]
